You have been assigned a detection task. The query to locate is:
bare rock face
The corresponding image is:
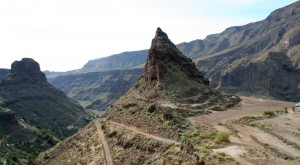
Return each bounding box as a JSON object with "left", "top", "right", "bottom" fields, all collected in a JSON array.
[
  {"left": 0, "top": 58, "right": 47, "bottom": 85},
  {"left": 220, "top": 51, "right": 300, "bottom": 101},
  {"left": 144, "top": 27, "right": 209, "bottom": 85}
]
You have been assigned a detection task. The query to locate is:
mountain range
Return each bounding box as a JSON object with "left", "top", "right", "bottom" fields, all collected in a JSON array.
[
  {"left": 0, "top": 1, "right": 299, "bottom": 164},
  {"left": 38, "top": 1, "right": 300, "bottom": 112}
]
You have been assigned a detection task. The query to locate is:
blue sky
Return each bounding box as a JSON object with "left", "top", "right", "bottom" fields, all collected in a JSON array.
[{"left": 0, "top": 0, "right": 298, "bottom": 71}]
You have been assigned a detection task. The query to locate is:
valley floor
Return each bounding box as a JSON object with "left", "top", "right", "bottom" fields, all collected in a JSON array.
[{"left": 189, "top": 97, "right": 300, "bottom": 165}]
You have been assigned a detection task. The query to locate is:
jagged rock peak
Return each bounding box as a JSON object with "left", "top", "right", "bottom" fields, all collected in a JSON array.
[
  {"left": 0, "top": 58, "right": 47, "bottom": 85},
  {"left": 144, "top": 28, "right": 209, "bottom": 85},
  {"left": 155, "top": 27, "right": 169, "bottom": 38}
]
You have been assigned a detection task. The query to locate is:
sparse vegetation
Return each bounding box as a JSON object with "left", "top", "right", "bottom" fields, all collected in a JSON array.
[
  {"left": 215, "top": 132, "right": 230, "bottom": 143},
  {"left": 249, "top": 121, "right": 272, "bottom": 132},
  {"left": 284, "top": 107, "right": 288, "bottom": 113},
  {"left": 224, "top": 102, "right": 235, "bottom": 108},
  {"left": 263, "top": 111, "right": 276, "bottom": 118},
  {"left": 108, "top": 130, "right": 118, "bottom": 138},
  {"left": 210, "top": 105, "right": 222, "bottom": 111},
  {"left": 213, "top": 152, "right": 234, "bottom": 161}
]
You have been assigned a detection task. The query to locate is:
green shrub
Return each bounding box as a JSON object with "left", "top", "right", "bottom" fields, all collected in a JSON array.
[
  {"left": 215, "top": 132, "right": 230, "bottom": 143},
  {"left": 147, "top": 104, "right": 156, "bottom": 113},
  {"left": 224, "top": 103, "right": 234, "bottom": 108},
  {"left": 101, "top": 124, "right": 106, "bottom": 130},
  {"left": 210, "top": 105, "right": 222, "bottom": 111},
  {"left": 263, "top": 111, "right": 276, "bottom": 118},
  {"left": 199, "top": 131, "right": 217, "bottom": 139},
  {"left": 284, "top": 107, "right": 288, "bottom": 113},
  {"left": 108, "top": 130, "right": 117, "bottom": 138},
  {"left": 156, "top": 159, "right": 164, "bottom": 165}
]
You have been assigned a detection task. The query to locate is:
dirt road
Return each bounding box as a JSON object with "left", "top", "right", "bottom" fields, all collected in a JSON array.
[
  {"left": 188, "top": 96, "right": 294, "bottom": 124},
  {"left": 95, "top": 119, "right": 113, "bottom": 165},
  {"left": 108, "top": 120, "right": 180, "bottom": 145},
  {"left": 188, "top": 97, "right": 299, "bottom": 165}
]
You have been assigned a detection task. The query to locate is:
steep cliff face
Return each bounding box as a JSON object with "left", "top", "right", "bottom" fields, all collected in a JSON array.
[{"left": 220, "top": 51, "right": 300, "bottom": 101}]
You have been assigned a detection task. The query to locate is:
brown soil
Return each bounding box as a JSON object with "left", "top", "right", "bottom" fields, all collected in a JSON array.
[
  {"left": 188, "top": 96, "right": 294, "bottom": 124},
  {"left": 188, "top": 96, "right": 300, "bottom": 165}
]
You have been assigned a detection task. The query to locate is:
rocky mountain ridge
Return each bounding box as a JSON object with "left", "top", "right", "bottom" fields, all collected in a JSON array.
[
  {"left": 46, "top": 2, "right": 300, "bottom": 105},
  {"left": 0, "top": 58, "right": 91, "bottom": 164}
]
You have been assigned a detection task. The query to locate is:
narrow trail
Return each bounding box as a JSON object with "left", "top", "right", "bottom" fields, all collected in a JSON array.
[
  {"left": 95, "top": 119, "right": 113, "bottom": 165},
  {"left": 108, "top": 120, "right": 180, "bottom": 145}
]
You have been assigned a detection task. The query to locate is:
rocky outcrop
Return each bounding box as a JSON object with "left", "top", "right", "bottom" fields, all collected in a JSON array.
[
  {"left": 0, "top": 107, "right": 18, "bottom": 124},
  {"left": 1, "top": 58, "right": 47, "bottom": 85},
  {"left": 144, "top": 28, "right": 208, "bottom": 85},
  {"left": 138, "top": 28, "right": 237, "bottom": 105}
]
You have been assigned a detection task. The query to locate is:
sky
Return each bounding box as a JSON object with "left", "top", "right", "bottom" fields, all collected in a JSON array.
[{"left": 0, "top": 0, "right": 298, "bottom": 71}]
